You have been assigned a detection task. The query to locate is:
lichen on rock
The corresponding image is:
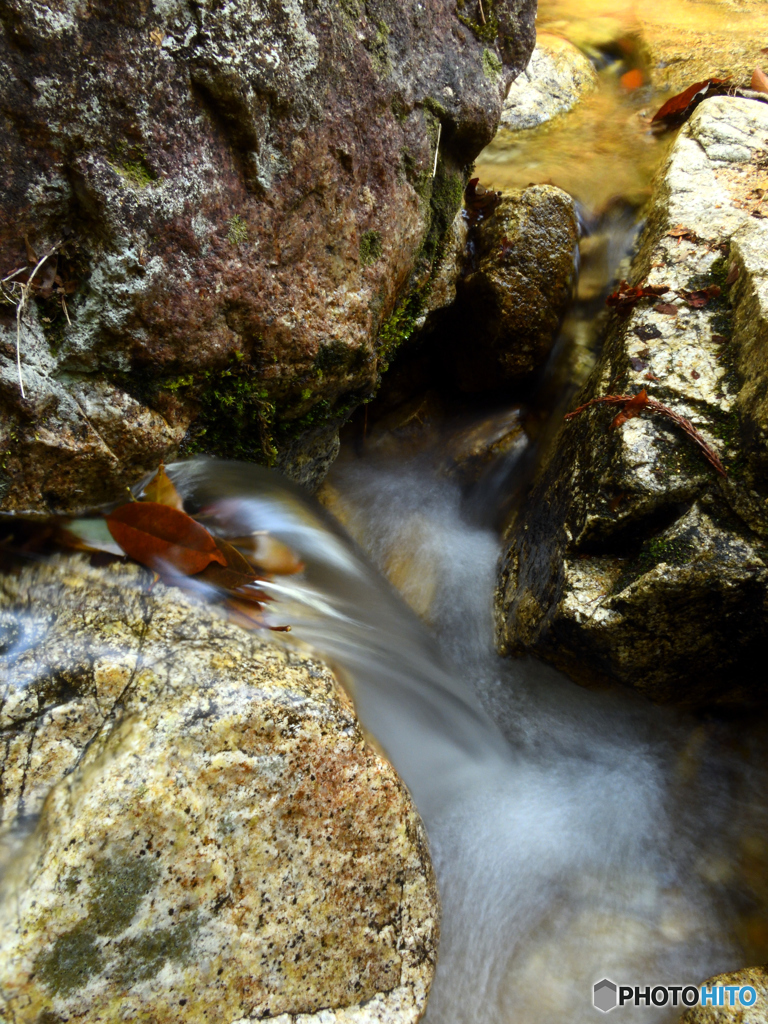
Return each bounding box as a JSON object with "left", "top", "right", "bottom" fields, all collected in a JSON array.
[{"left": 0, "top": 557, "right": 439, "bottom": 1023}]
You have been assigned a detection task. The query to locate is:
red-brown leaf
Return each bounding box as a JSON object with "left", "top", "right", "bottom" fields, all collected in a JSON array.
[
  {"left": 610, "top": 389, "right": 648, "bottom": 430},
  {"left": 752, "top": 67, "right": 768, "bottom": 94},
  {"left": 651, "top": 78, "right": 730, "bottom": 128},
  {"left": 106, "top": 501, "right": 227, "bottom": 575},
  {"left": 654, "top": 302, "right": 679, "bottom": 315},
  {"left": 683, "top": 284, "right": 721, "bottom": 308}
]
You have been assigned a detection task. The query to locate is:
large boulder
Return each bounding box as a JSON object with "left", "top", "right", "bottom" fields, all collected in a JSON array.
[
  {"left": 0, "top": 558, "right": 439, "bottom": 1023},
  {"left": 495, "top": 96, "right": 768, "bottom": 706},
  {"left": 0, "top": 0, "right": 536, "bottom": 510}
]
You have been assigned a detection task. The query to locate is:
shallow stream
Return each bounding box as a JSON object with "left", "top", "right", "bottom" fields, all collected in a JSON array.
[{"left": 6, "top": 2, "right": 768, "bottom": 1021}]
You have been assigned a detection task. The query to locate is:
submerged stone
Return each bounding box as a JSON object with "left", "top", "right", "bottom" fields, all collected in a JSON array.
[
  {"left": 500, "top": 33, "right": 598, "bottom": 132},
  {"left": 495, "top": 96, "right": 768, "bottom": 706},
  {"left": 0, "top": 558, "right": 439, "bottom": 1023}
]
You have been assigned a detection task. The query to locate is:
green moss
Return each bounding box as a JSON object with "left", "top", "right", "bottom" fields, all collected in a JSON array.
[
  {"left": 364, "top": 20, "right": 391, "bottom": 75},
  {"left": 166, "top": 359, "right": 278, "bottom": 466},
  {"left": 227, "top": 215, "right": 249, "bottom": 245},
  {"left": 111, "top": 152, "right": 157, "bottom": 189},
  {"left": 360, "top": 230, "right": 383, "bottom": 267},
  {"left": 482, "top": 48, "right": 503, "bottom": 81},
  {"left": 87, "top": 855, "right": 160, "bottom": 936},
  {"left": 456, "top": 0, "right": 501, "bottom": 44},
  {"left": 614, "top": 532, "right": 697, "bottom": 593},
  {"left": 377, "top": 290, "right": 424, "bottom": 370},
  {"left": 36, "top": 927, "right": 104, "bottom": 996}
]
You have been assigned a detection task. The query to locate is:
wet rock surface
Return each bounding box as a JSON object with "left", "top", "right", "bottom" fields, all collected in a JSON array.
[
  {"left": 495, "top": 96, "right": 768, "bottom": 706},
  {"left": 680, "top": 965, "right": 768, "bottom": 1023},
  {"left": 447, "top": 185, "right": 580, "bottom": 391},
  {"left": 500, "top": 33, "right": 598, "bottom": 132},
  {"left": 0, "top": 0, "right": 536, "bottom": 511},
  {"left": 0, "top": 558, "right": 439, "bottom": 1023}
]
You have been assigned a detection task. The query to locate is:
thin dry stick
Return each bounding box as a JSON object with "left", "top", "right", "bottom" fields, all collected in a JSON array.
[
  {"left": 565, "top": 394, "right": 727, "bottom": 477},
  {"left": 432, "top": 122, "right": 442, "bottom": 177},
  {"left": 8, "top": 240, "right": 64, "bottom": 399},
  {"left": 478, "top": 0, "right": 486, "bottom": 24}
]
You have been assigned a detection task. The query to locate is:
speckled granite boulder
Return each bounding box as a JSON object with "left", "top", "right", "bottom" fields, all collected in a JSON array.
[
  {"left": 0, "top": 558, "right": 439, "bottom": 1023},
  {"left": 495, "top": 97, "right": 768, "bottom": 706},
  {"left": 448, "top": 185, "right": 579, "bottom": 391},
  {"left": 500, "top": 33, "right": 598, "bottom": 132},
  {"left": 680, "top": 965, "right": 768, "bottom": 1023},
  {"left": 0, "top": 0, "right": 536, "bottom": 510}
]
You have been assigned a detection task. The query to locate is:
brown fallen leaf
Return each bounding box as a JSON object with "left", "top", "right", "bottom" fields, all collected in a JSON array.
[
  {"left": 725, "top": 263, "right": 740, "bottom": 288},
  {"left": 752, "top": 67, "right": 768, "bottom": 95},
  {"left": 611, "top": 388, "right": 648, "bottom": 429},
  {"left": 141, "top": 463, "right": 185, "bottom": 510},
  {"left": 565, "top": 393, "right": 726, "bottom": 476},
  {"left": 682, "top": 284, "right": 721, "bottom": 308},
  {"left": 668, "top": 224, "right": 700, "bottom": 242},
  {"left": 645, "top": 372, "right": 660, "bottom": 381},
  {"left": 606, "top": 280, "right": 671, "bottom": 317},
  {"left": 464, "top": 177, "right": 502, "bottom": 224},
  {"left": 654, "top": 302, "right": 679, "bottom": 315},
  {"left": 106, "top": 501, "right": 228, "bottom": 575},
  {"left": 651, "top": 77, "right": 731, "bottom": 129}
]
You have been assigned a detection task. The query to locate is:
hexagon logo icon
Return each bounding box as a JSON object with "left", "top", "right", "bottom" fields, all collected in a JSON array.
[{"left": 594, "top": 978, "right": 618, "bottom": 1013}]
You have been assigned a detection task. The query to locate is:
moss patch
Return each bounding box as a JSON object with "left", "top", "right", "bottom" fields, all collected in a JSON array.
[
  {"left": 360, "top": 230, "right": 383, "bottom": 267},
  {"left": 227, "top": 215, "right": 249, "bottom": 245},
  {"left": 166, "top": 358, "right": 278, "bottom": 466},
  {"left": 456, "top": 0, "right": 501, "bottom": 44},
  {"left": 482, "top": 48, "right": 503, "bottom": 81}
]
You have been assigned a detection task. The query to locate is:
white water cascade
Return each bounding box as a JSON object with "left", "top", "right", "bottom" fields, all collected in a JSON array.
[{"left": 169, "top": 456, "right": 768, "bottom": 1024}]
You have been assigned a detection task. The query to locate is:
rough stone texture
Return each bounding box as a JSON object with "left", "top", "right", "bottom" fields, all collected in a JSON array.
[
  {"left": 0, "top": 0, "right": 536, "bottom": 512},
  {"left": 0, "top": 557, "right": 439, "bottom": 1023},
  {"left": 495, "top": 96, "right": 768, "bottom": 706},
  {"left": 448, "top": 186, "right": 580, "bottom": 391},
  {"left": 499, "top": 33, "right": 598, "bottom": 132},
  {"left": 639, "top": 0, "right": 768, "bottom": 96},
  {"left": 680, "top": 965, "right": 768, "bottom": 1023}
]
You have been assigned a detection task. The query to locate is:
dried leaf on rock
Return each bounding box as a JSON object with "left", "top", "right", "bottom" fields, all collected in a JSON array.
[
  {"left": 725, "top": 263, "right": 740, "bottom": 287},
  {"left": 610, "top": 389, "right": 648, "bottom": 429},
  {"left": 667, "top": 224, "right": 701, "bottom": 243},
  {"left": 465, "top": 177, "right": 502, "bottom": 224},
  {"left": 106, "top": 501, "right": 227, "bottom": 575},
  {"left": 752, "top": 67, "right": 768, "bottom": 95},
  {"left": 651, "top": 77, "right": 731, "bottom": 129},
  {"left": 654, "top": 302, "right": 679, "bottom": 315},
  {"left": 606, "top": 280, "right": 671, "bottom": 316},
  {"left": 682, "top": 284, "right": 721, "bottom": 308},
  {"left": 141, "top": 463, "right": 185, "bottom": 510}
]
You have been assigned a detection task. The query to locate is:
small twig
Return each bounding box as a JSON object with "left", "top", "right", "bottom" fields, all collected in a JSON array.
[
  {"left": 478, "top": 0, "right": 486, "bottom": 24},
  {"left": 565, "top": 393, "right": 727, "bottom": 477},
  {"left": 8, "top": 239, "right": 64, "bottom": 399},
  {"left": 432, "top": 122, "right": 442, "bottom": 178},
  {"left": 61, "top": 295, "right": 71, "bottom": 326}
]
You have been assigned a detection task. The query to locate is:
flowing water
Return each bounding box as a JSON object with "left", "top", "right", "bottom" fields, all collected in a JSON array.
[
  {"left": 6, "top": 2, "right": 768, "bottom": 1021},
  {"left": 171, "top": 455, "right": 768, "bottom": 1024}
]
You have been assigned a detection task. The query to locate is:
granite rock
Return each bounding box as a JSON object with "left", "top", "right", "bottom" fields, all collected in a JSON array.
[
  {"left": 0, "top": 557, "right": 439, "bottom": 1023},
  {"left": 500, "top": 33, "right": 598, "bottom": 132},
  {"left": 680, "top": 965, "right": 768, "bottom": 1024},
  {"left": 0, "top": 0, "right": 536, "bottom": 510},
  {"left": 495, "top": 97, "right": 768, "bottom": 706}
]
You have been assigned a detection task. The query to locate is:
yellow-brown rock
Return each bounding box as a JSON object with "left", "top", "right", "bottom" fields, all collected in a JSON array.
[{"left": 0, "top": 558, "right": 439, "bottom": 1024}]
